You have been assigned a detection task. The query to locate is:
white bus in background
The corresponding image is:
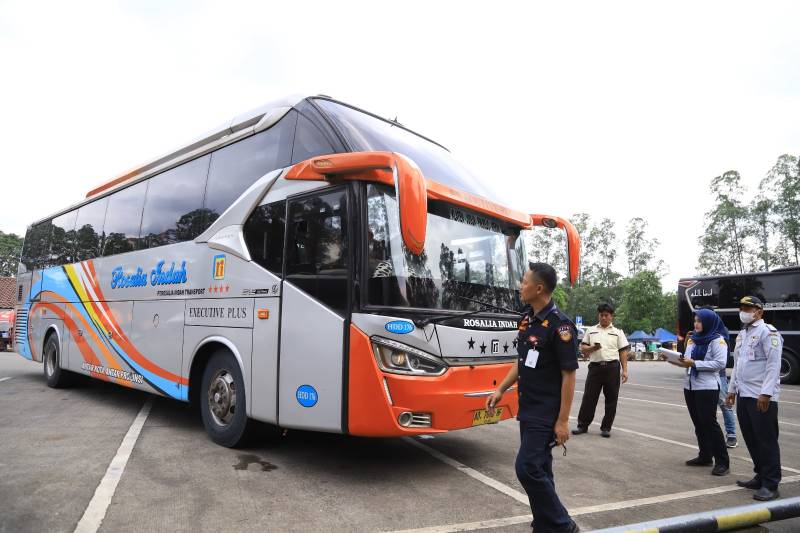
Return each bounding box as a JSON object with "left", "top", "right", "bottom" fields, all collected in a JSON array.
[{"left": 15, "top": 95, "right": 580, "bottom": 447}]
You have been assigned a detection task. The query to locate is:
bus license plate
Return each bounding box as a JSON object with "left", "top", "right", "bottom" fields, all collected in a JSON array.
[{"left": 472, "top": 407, "right": 503, "bottom": 426}]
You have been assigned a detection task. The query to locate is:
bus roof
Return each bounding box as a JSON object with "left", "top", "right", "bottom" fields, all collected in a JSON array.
[{"left": 28, "top": 94, "right": 457, "bottom": 227}]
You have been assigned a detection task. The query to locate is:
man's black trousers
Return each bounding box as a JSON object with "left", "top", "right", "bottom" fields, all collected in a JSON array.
[
  {"left": 576, "top": 360, "right": 620, "bottom": 431},
  {"left": 737, "top": 396, "right": 781, "bottom": 490}
]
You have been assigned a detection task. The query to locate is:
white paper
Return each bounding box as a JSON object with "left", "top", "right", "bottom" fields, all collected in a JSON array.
[
  {"left": 658, "top": 347, "right": 683, "bottom": 364},
  {"left": 525, "top": 349, "right": 539, "bottom": 368}
]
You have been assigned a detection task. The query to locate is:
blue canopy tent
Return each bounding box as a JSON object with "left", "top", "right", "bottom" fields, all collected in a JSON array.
[
  {"left": 654, "top": 328, "right": 678, "bottom": 343},
  {"left": 628, "top": 330, "right": 658, "bottom": 343}
]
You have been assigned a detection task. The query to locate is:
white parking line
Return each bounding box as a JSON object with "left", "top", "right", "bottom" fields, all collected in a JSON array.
[
  {"left": 0, "top": 377, "right": 11, "bottom": 383},
  {"left": 74, "top": 398, "right": 153, "bottom": 533},
  {"left": 403, "top": 437, "right": 529, "bottom": 505},
  {"left": 386, "top": 475, "right": 800, "bottom": 532},
  {"left": 571, "top": 417, "right": 800, "bottom": 474}
]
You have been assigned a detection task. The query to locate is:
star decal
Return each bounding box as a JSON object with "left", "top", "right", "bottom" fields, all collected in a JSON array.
[
  {"left": 513, "top": 339, "right": 518, "bottom": 349},
  {"left": 467, "top": 337, "right": 476, "bottom": 350},
  {"left": 480, "top": 342, "right": 487, "bottom": 354},
  {"left": 503, "top": 342, "right": 509, "bottom": 353}
]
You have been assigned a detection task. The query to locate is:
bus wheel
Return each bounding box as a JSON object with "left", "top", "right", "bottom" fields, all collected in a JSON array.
[
  {"left": 200, "top": 350, "right": 253, "bottom": 448},
  {"left": 781, "top": 351, "right": 800, "bottom": 385},
  {"left": 43, "top": 335, "right": 72, "bottom": 388}
]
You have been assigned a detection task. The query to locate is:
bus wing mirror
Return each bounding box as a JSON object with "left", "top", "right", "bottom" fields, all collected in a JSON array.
[
  {"left": 530, "top": 214, "right": 581, "bottom": 286},
  {"left": 285, "top": 151, "right": 428, "bottom": 255}
]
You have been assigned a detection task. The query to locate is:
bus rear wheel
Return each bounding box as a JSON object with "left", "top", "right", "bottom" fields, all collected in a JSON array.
[
  {"left": 200, "top": 350, "right": 253, "bottom": 448},
  {"left": 43, "top": 335, "right": 73, "bottom": 388},
  {"left": 781, "top": 351, "right": 800, "bottom": 385}
]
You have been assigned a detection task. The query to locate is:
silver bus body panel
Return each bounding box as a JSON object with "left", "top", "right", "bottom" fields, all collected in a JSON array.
[
  {"left": 278, "top": 281, "right": 344, "bottom": 433},
  {"left": 435, "top": 323, "right": 519, "bottom": 360},
  {"left": 250, "top": 295, "right": 282, "bottom": 423}
]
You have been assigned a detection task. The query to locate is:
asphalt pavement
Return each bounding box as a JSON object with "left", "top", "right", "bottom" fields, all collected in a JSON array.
[{"left": 2, "top": 352, "right": 799, "bottom": 532}]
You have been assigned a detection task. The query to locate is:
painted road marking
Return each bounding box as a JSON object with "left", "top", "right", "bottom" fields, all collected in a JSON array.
[
  {"left": 404, "top": 437, "right": 529, "bottom": 505},
  {"left": 0, "top": 377, "right": 11, "bottom": 383},
  {"left": 577, "top": 390, "right": 800, "bottom": 425},
  {"left": 386, "top": 475, "right": 800, "bottom": 533},
  {"left": 74, "top": 398, "right": 153, "bottom": 533},
  {"left": 570, "top": 417, "right": 800, "bottom": 474}
]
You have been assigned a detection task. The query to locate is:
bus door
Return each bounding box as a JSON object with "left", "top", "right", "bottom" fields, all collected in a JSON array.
[{"left": 278, "top": 188, "right": 350, "bottom": 432}]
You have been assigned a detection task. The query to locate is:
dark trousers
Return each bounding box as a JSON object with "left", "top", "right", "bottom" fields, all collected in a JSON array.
[
  {"left": 576, "top": 361, "right": 620, "bottom": 431},
  {"left": 684, "top": 389, "right": 729, "bottom": 468},
  {"left": 737, "top": 396, "right": 781, "bottom": 490},
  {"left": 516, "top": 421, "right": 573, "bottom": 533}
]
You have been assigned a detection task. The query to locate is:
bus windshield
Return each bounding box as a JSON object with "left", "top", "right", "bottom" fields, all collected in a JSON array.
[{"left": 366, "top": 184, "right": 525, "bottom": 313}]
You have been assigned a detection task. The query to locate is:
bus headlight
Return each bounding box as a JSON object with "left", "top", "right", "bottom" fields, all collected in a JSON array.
[{"left": 371, "top": 337, "right": 447, "bottom": 376}]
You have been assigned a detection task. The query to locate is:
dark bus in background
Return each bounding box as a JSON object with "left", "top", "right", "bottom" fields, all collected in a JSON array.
[{"left": 678, "top": 267, "right": 800, "bottom": 384}]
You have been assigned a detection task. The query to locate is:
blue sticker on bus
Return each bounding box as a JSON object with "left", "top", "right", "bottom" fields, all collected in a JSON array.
[
  {"left": 296, "top": 385, "right": 318, "bottom": 408},
  {"left": 385, "top": 320, "right": 415, "bottom": 334}
]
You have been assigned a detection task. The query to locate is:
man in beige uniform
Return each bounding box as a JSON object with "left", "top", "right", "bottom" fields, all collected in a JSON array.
[{"left": 572, "top": 303, "right": 630, "bottom": 438}]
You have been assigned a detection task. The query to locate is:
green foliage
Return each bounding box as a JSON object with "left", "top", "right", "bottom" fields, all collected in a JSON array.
[
  {"left": 697, "top": 154, "right": 800, "bottom": 275},
  {"left": 614, "top": 271, "right": 667, "bottom": 333},
  {"left": 0, "top": 231, "right": 23, "bottom": 276}
]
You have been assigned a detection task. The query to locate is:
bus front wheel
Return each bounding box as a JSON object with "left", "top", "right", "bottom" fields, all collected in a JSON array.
[
  {"left": 781, "top": 351, "right": 800, "bottom": 385},
  {"left": 200, "top": 350, "right": 253, "bottom": 448}
]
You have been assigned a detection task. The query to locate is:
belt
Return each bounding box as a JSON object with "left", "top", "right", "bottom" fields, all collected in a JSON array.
[{"left": 589, "top": 360, "right": 619, "bottom": 367}]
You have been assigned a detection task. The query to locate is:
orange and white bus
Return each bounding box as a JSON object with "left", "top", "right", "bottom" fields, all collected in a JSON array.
[{"left": 15, "top": 95, "right": 579, "bottom": 446}]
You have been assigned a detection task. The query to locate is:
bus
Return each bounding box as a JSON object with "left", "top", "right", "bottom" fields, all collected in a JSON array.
[
  {"left": 678, "top": 268, "right": 800, "bottom": 385},
  {"left": 14, "top": 95, "right": 580, "bottom": 447}
]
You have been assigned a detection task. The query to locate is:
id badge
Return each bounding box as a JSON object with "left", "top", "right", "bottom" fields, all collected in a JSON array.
[{"left": 525, "top": 349, "right": 540, "bottom": 369}]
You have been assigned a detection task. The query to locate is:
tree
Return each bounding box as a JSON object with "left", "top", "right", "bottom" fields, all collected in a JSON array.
[
  {"left": 625, "top": 217, "right": 661, "bottom": 276},
  {"left": 769, "top": 155, "right": 800, "bottom": 265},
  {"left": 697, "top": 171, "right": 751, "bottom": 275},
  {"left": 0, "top": 231, "right": 23, "bottom": 276},
  {"left": 615, "top": 271, "right": 666, "bottom": 333}
]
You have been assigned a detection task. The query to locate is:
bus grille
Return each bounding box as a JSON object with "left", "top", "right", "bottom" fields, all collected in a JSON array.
[{"left": 14, "top": 309, "right": 28, "bottom": 352}]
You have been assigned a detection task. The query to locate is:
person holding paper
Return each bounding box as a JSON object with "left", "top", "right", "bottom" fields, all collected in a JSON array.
[
  {"left": 726, "top": 296, "right": 783, "bottom": 501},
  {"left": 486, "top": 262, "right": 579, "bottom": 533},
  {"left": 674, "top": 308, "right": 730, "bottom": 476}
]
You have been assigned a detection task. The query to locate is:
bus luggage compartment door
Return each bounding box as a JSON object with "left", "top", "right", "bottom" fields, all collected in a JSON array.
[{"left": 278, "top": 281, "right": 344, "bottom": 432}]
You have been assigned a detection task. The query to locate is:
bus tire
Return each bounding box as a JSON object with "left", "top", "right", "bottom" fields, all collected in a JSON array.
[
  {"left": 200, "top": 350, "right": 253, "bottom": 448},
  {"left": 43, "top": 334, "right": 73, "bottom": 388},
  {"left": 781, "top": 351, "right": 800, "bottom": 385}
]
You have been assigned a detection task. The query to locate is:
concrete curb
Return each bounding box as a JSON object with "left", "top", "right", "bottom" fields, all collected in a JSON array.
[{"left": 589, "top": 496, "right": 800, "bottom": 532}]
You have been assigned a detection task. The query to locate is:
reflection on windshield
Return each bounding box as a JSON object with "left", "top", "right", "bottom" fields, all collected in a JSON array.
[{"left": 367, "top": 185, "right": 524, "bottom": 313}]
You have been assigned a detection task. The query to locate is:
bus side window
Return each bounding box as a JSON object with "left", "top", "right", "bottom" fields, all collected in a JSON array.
[
  {"left": 102, "top": 180, "right": 147, "bottom": 256},
  {"left": 74, "top": 197, "right": 109, "bottom": 262},
  {"left": 243, "top": 201, "right": 286, "bottom": 276},
  {"left": 50, "top": 211, "right": 78, "bottom": 265},
  {"left": 291, "top": 111, "right": 337, "bottom": 165},
  {"left": 204, "top": 116, "right": 295, "bottom": 228},
  {"left": 285, "top": 189, "right": 349, "bottom": 314},
  {"left": 22, "top": 221, "right": 53, "bottom": 271},
  {"left": 139, "top": 155, "right": 210, "bottom": 249}
]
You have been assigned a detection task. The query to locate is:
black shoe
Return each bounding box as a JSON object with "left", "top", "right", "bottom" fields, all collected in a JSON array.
[
  {"left": 600, "top": 430, "right": 611, "bottom": 438},
  {"left": 685, "top": 457, "right": 713, "bottom": 467},
  {"left": 753, "top": 487, "right": 780, "bottom": 501},
  {"left": 711, "top": 464, "right": 730, "bottom": 476},
  {"left": 561, "top": 521, "right": 580, "bottom": 533},
  {"left": 726, "top": 436, "right": 738, "bottom": 448},
  {"left": 736, "top": 477, "right": 761, "bottom": 490},
  {"left": 571, "top": 426, "right": 588, "bottom": 435}
]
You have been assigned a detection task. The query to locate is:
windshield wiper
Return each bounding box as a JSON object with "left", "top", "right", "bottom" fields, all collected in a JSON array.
[{"left": 413, "top": 296, "right": 522, "bottom": 328}]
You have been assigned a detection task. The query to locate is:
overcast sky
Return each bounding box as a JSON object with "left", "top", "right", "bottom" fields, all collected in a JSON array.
[{"left": 2, "top": 1, "right": 799, "bottom": 290}]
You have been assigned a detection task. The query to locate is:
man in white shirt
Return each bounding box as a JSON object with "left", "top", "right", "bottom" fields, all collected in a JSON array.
[{"left": 572, "top": 303, "right": 630, "bottom": 438}]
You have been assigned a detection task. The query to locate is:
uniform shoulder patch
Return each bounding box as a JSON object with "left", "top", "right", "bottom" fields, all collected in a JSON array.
[
  {"left": 719, "top": 339, "right": 726, "bottom": 346},
  {"left": 557, "top": 324, "right": 573, "bottom": 342},
  {"left": 771, "top": 336, "right": 779, "bottom": 347}
]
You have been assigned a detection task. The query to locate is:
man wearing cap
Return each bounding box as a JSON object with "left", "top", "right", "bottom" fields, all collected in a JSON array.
[
  {"left": 572, "top": 302, "right": 630, "bottom": 438},
  {"left": 726, "top": 296, "right": 784, "bottom": 501}
]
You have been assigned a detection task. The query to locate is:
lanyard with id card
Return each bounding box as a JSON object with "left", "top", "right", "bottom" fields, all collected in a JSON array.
[{"left": 525, "top": 346, "right": 540, "bottom": 368}]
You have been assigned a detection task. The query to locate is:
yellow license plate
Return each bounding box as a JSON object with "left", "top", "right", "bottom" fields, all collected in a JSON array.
[{"left": 471, "top": 407, "right": 504, "bottom": 426}]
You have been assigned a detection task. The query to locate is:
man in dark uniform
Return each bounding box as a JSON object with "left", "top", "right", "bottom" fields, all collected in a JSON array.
[{"left": 487, "top": 262, "right": 580, "bottom": 533}]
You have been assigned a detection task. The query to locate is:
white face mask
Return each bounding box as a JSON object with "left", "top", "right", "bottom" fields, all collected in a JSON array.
[{"left": 739, "top": 311, "right": 755, "bottom": 324}]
